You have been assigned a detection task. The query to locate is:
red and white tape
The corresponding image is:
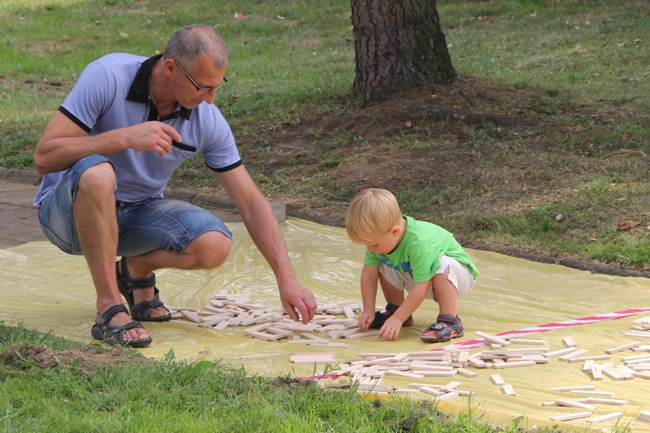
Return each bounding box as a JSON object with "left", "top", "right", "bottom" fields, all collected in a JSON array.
[{"left": 441, "top": 307, "right": 650, "bottom": 351}]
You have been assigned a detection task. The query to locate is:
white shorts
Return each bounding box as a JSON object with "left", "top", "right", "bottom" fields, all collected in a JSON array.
[{"left": 379, "top": 256, "right": 475, "bottom": 300}]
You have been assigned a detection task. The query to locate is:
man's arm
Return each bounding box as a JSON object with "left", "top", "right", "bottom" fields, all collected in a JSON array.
[
  {"left": 34, "top": 112, "right": 180, "bottom": 175},
  {"left": 214, "top": 165, "right": 317, "bottom": 323}
]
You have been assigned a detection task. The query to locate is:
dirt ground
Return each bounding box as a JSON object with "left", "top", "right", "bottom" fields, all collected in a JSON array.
[{"left": 218, "top": 74, "right": 648, "bottom": 276}]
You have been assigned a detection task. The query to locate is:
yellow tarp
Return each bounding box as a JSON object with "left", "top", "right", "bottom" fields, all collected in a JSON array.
[{"left": 1, "top": 218, "right": 649, "bottom": 431}]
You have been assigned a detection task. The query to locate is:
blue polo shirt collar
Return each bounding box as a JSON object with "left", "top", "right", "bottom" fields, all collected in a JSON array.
[{"left": 126, "top": 54, "right": 192, "bottom": 121}]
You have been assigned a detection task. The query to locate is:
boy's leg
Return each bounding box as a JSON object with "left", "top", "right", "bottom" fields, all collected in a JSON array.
[
  {"left": 421, "top": 256, "right": 474, "bottom": 342},
  {"left": 378, "top": 272, "right": 405, "bottom": 305},
  {"left": 432, "top": 266, "right": 459, "bottom": 316},
  {"left": 369, "top": 266, "right": 414, "bottom": 329}
]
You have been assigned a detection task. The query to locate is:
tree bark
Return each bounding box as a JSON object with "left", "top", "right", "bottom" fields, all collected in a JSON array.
[{"left": 352, "top": 0, "right": 456, "bottom": 106}]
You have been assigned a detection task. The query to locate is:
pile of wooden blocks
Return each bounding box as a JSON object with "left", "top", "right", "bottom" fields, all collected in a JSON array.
[
  {"left": 171, "top": 295, "right": 650, "bottom": 426},
  {"left": 170, "top": 292, "right": 376, "bottom": 348}
]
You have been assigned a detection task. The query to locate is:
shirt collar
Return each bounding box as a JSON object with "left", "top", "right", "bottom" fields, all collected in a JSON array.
[{"left": 126, "top": 54, "right": 192, "bottom": 121}]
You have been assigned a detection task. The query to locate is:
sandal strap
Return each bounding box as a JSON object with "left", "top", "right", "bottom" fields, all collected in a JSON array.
[
  {"left": 117, "top": 256, "right": 156, "bottom": 294},
  {"left": 96, "top": 304, "right": 130, "bottom": 326},
  {"left": 436, "top": 314, "right": 457, "bottom": 325}
]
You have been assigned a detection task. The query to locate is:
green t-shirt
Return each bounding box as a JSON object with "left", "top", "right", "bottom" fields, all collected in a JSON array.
[{"left": 364, "top": 215, "right": 479, "bottom": 282}]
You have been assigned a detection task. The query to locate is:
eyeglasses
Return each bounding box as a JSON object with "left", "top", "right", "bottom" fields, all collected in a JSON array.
[{"left": 173, "top": 59, "right": 227, "bottom": 94}]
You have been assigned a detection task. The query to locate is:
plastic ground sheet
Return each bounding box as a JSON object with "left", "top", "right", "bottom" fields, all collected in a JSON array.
[{"left": 1, "top": 218, "right": 649, "bottom": 432}]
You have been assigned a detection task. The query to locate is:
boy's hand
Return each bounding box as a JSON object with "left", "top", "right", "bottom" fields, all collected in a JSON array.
[
  {"left": 358, "top": 310, "right": 375, "bottom": 330},
  {"left": 379, "top": 316, "right": 403, "bottom": 341}
]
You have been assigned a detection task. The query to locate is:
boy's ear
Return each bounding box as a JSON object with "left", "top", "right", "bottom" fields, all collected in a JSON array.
[{"left": 389, "top": 225, "right": 402, "bottom": 236}]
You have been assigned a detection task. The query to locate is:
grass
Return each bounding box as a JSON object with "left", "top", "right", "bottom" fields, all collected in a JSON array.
[
  {"left": 4, "top": 0, "right": 646, "bottom": 271},
  {"left": 1, "top": 321, "right": 559, "bottom": 433}
]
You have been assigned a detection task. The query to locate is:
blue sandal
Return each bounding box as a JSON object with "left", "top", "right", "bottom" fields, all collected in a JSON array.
[
  {"left": 116, "top": 257, "right": 171, "bottom": 322},
  {"left": 420, "top": 314, "right": 464, "bottom": 343}
]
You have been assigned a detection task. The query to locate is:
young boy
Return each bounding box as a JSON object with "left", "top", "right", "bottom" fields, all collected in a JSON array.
[{"left": 345, "top": 188, "right": 479, "bottom": 343}]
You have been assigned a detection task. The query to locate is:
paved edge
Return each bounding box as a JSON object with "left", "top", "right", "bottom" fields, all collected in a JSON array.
[{"left": 1, "top": 168, "right": 648, "bottom": 278}]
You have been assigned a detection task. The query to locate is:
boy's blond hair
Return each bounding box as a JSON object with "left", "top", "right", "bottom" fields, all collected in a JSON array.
[{"left": 345, "top": 188, "right": 402, "bottom": 244}]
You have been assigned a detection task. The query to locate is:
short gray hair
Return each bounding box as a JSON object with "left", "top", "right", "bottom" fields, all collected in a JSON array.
[{"left": 164, "top": 24, "right": 227, "bottom": 69}]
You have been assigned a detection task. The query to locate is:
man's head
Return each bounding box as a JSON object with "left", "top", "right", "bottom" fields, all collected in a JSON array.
[
  {"left": 164, "top": 24, "right": 228, "bottom": 70},
  {"left": 161, "top": 24, "right": 228, "bottom": 107},
  {"left": 345, "top": 188, "right": 403, "bottom": 248}
]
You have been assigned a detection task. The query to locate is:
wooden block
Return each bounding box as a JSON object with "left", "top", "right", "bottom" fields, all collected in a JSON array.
[
  {"left": 638, "top": 411, "right": 650, "bottom": 423},
  {"left": 437, "top": 391, "right": 460, "bottom": 400},
  {"left": 570, "top": 390, "right": 615, "bottom": 397},
  {"left": 496, "top": 360, "right": 537, "bottom": 368},
  {"left": 457, "top": 368, "right": 478, "bottom": 378},
  {"left": 289, "top": 353, "right": 336, "bottom": 364},
  {"left": 634, "top": 370, "right": 650, "bottom": 379},
  {"left": 590, "top": 364, "right": 603, "bottom": 380},
  {"left": 563, "top": 337, "right": 577, "bottom": 347},
  {"left": 344, "top": 330, "right": 380, "bottom": 340},
  {"left": 587, "top": 412, "right": 623, "bottom": 423},
  {"left": 550, "top": 385, "right": 595, "bottom": 392},
  {"left": 543, "top": 347, "right": 583, "bottom": 358},
  {"left": 412, "top": 370, "right": 457, "bottom": 377},
  {"left": 475, "top": 331, "right": 511, "bottom": 346},
  {"left": 565, "top": 354, "right": 610, "bottom": 363},
  {"left": 213, "top": 320, "right": 229, "bottom": 331},
  {"left": 419, "top": 386, "right": 443, "bottom": 396},
  {"left": 605, "top": 341, "right": 641, "bottom": 354},
  {"left": 558, "top": 349, "right": 589, "bottom": 361},
  {"left": 508, "top": 338, "right": 547, "bottom": 345},
  {"left": 502, "top": 384, "right": 516, "bottom": 396},
  {"left": 584, "top": 397, "right": 628, "bottom": 405},
  {"left": 180, "top": 310, "right": 202, "bottom": 323},
  {"left": 550, "top": 411, "right": 592, "bottom": 422},
  {"left": 392, "top": 388, "right": 419, "bottom": 395},
  {"left": 248, "top": 331, "right": 284, "bottom": 341},
  {"left": 491, "top": 374, "right": 505, "bottom": 385},
  {"left": 440, "top": 381, "right": 462, "bottom": 392},
  {"left": 602, "top": 367, "right": 628, "bottom": 380},
  {"left": 385, "top": 369, "right": 425, "bottom": 379},
  {"left": 555, "top": 399, "right": 596, "bottom": 410}
]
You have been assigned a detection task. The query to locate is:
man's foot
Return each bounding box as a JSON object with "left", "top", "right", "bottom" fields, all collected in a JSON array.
[
  {"left": 369, "top": 303, "right": 414, "bottom": 329},
  {"left": 91, "top": 304, "right": 152, "bottom": 347},
  {"left": 116, "top": 257, "right": 171, "bottom": 322}
]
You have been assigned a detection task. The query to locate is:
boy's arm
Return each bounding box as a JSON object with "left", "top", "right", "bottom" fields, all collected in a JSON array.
[
  {"left": 378, "top": 281, "right": 429, "bottom": 341},
  {"left": 358, "top": 264, "right": 379, "bottom": 329},
  {"left": 392, "top": 281, "right": 430, "bottom": 322}
]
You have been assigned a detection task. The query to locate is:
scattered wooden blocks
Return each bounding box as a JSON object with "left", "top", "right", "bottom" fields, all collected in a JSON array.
[
  {"left": 550, "top": 411, "right": 592, "bottom": 422},
  {"left": 586, "top": 412, "right": 624, "bottom": 423}
]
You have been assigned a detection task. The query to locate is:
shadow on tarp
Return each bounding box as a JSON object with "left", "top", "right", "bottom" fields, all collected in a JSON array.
[{"left": 1, "top": 218, "right": 649, "bottom": 432}]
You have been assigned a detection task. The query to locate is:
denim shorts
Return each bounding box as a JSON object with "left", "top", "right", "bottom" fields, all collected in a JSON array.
[{"left": 38, "top": 155, "right": 233, "bottom": 256}]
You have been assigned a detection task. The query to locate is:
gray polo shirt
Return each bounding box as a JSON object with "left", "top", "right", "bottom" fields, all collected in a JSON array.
[{"left": 34, "top": 53, "right": 241, "bottom": 205}]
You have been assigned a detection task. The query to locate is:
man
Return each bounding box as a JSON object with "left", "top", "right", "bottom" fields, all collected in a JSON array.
[{"left": 33, "top": 24, "right": 317, "bottom": 347}]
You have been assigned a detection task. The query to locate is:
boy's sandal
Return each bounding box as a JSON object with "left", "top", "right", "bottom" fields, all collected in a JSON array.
[
  {"left": 91, "top": 304, "right": 152, "bottom": 347},
  {"left": 116, "top": 256, "right": 171, "bottom": 322},
  {"left": 369, "top": 303, "right": 414, "bottom": 329},
  {"left": 420, "top": 314, "right": 464, "bottom": 343}
]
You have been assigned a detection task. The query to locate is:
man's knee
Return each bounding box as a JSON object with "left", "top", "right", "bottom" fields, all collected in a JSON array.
[
  {"left": 190, "top": 231, "right": 232, "bottom": 269},
  {"left": 77, "top": 162, "right": 116, "bottom": 196}
]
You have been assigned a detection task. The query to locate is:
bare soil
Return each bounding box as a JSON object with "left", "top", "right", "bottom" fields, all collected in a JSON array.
[{"left": 214, "top": 75, "right": 648, "bottom": 276}]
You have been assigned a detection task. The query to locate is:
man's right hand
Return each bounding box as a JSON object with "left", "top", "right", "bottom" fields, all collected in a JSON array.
[{"left": 125, "top": 121, "right": 182, "bottom": 156}]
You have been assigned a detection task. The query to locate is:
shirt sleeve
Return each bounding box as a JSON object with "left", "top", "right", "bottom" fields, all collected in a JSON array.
[{"left": 59, "top": 60, "right": 115, "bottom": 132}]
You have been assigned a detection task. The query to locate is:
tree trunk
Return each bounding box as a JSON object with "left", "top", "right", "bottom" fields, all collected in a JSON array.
[{"left": 352, "top": 0, "right": 456, "bottom": 106}]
